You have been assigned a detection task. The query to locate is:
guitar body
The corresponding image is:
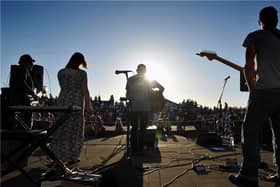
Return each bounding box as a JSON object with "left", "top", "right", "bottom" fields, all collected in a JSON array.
[{"left": 151, "top": 91, "right": 166, "bottom": 113}]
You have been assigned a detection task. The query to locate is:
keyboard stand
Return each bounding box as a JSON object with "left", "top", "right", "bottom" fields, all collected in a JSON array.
[{"left": 1, "top": 105, "right": 81, "bottom": 186}]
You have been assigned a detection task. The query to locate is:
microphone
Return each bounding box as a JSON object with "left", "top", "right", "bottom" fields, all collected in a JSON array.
[
  {"left": 225, "top": 76, "right": 230, "bottom": 80},
  {"left": 115, "top": 70, "right": 132, "bottom": 75}
]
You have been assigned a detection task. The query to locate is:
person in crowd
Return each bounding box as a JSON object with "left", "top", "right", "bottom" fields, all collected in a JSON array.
[
  {"left": 114, "top": 117, "right": 124, "bottom": 135},
  {"left": 229, "top": 6, "right": 280, "bottom": 186},
  {"left": 93, "top": 112, "right": 105, "bottom": 136},
  {"left": 50, "top": 52, "right": 93, "bottom": 167},
  {"left": 126, "top": 64, "right": 164, "bottom": 156},
  {"left": 9, "top": 54, "right": 37, "bottom": 128}
]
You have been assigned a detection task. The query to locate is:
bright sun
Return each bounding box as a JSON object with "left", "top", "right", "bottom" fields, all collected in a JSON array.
[{"left": 145, "top": 62, "right": 171, "bottom": 87}]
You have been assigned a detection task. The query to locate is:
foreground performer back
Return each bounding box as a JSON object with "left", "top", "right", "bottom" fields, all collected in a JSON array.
[{"left": 229, "top": 6, "right": 280, "bottom": 187}]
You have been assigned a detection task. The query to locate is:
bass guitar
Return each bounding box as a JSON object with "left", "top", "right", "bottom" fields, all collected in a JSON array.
[{"left": 196, "top": 51, "right": 248, "bottom": 92}]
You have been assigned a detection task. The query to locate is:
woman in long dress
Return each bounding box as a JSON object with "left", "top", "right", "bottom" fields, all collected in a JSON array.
[{"left": 51, "top": 52, "right": 92, "bottom": 165}]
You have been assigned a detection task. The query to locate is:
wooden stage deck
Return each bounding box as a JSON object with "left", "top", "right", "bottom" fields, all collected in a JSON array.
[{"left": 1, "top": 126, "right": 277, "bottom": 187}]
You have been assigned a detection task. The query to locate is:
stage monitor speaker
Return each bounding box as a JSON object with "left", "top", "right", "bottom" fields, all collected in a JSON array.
[
  {"left": 99, "top": 159, "right": 140, "bottom": 187},
  {"left": 196, "top": 132, "right": 222, "bottom": 147},
  {"left": 144, "top": 126, "right": 158, "bottom": 149}
]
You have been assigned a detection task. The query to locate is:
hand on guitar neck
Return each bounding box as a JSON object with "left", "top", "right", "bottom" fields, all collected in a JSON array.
[
  {"left": 196, "top": 50, "right": 218, "bottom": 61},
  {"left": 196, "top": 50, "right": 249, "bottom": 92},
  {"left": 196, "top": 51, "right": 244, "bottom": 72}
]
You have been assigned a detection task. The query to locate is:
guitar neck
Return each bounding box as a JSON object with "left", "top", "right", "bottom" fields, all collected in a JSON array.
[{"left": 215, "top": 56, "right": 244, "bottom": 72}]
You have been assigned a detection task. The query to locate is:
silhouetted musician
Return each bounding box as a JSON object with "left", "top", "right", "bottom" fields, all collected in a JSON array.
[{"left": 8, "top": 54, "right": 38, "bottom": 129}]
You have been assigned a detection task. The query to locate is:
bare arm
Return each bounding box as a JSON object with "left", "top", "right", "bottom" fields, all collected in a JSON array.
[
  {"left": 152, "top": 80, "right": 165, "bottom": 93},
  {"left": 244, "top": 46, "right": 257, "bottom": 92},
  {"left": 83, "top": 73, "right": 93, "bottom": 112}
]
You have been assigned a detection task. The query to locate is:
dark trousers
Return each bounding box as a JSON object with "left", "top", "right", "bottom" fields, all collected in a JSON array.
[
  {"left": 129, "top": 112, "right": 149, "bottom": 154},
  {"left": 240, "top": 89, "right": 280, "bottom": 178}
]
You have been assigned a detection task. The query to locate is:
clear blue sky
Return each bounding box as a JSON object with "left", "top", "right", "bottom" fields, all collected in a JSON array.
[{"left": 1, "top": 1, "right": 279, "bottom": 107}]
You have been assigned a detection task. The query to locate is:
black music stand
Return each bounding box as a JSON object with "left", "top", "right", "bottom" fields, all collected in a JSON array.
[{"left": 1, "top": 105, "right": 81, "bottom": 186}]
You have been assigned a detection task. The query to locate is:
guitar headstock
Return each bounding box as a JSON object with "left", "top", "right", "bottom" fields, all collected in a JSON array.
[{"left": 196, "top": 50, "right": 218, "bottom": 61}]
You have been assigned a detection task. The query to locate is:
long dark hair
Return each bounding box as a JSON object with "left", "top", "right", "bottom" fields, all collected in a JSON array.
[{"left": 66, "top": 52, "right": 88, "bottom": 69}]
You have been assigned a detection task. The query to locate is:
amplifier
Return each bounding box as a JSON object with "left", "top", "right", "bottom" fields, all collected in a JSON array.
[
  {"left": 144, "top": 125, "right": 158, "bottom": 149},
  {"left": 196, "top": 132, "right": 222, "bottom": 147}
]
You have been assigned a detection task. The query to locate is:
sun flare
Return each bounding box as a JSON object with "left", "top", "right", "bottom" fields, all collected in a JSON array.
[{"left": 145, "top": 62, "right": 171, "bottom": 87}]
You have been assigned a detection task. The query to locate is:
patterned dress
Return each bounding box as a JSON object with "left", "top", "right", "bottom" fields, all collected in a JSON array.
[{"left": 51, "top": 68, "right": 87, "bottom": 163}]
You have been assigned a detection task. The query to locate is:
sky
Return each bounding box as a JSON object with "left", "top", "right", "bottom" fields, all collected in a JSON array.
[{"left": 1, "top": 1, "right": 279, "bottom": 108}]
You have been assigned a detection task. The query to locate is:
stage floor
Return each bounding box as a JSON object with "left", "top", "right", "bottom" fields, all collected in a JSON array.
[{"left": 1, "top": 128, "right": 276, "bottom": 187}]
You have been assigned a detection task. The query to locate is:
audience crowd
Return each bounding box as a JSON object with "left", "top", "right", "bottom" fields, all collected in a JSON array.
[{"left": 33, "top": 94, "right": 246, "bottom": 137}]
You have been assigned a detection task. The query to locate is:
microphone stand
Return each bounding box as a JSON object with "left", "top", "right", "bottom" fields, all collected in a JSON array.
[
  {"left": 124, "top": 72, "right": 129, "bottom": 80},
  {"left": 217, "top": 77, "right": 229, "bottom": 135},
  {"left": 217, "top": 77, "right": 229, "bottom": 111},
  {"left": 115, "top": 71, "right": 131, "bottom": 159}
]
